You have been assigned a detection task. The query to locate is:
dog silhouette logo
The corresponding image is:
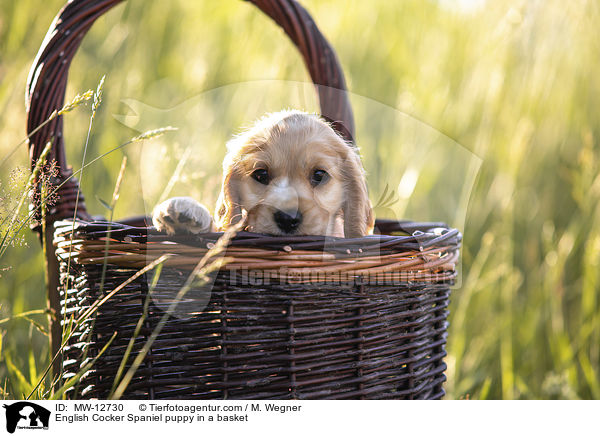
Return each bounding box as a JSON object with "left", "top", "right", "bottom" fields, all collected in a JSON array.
[{"left": 2, "top": 402, "right": 50, "bottom": 433}]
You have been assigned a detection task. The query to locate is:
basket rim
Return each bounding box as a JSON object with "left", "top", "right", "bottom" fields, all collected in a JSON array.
[
  {"left": 53, "top": 218, "right": 462, "bottom": 253},
  {"left": 53, "top": 218, "right": 461, "bottom": 283}
]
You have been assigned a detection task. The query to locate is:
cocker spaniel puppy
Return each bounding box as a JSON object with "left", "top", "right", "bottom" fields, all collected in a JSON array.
[{"left": 153, "top": 110, "right": 374, "bottom": 238}]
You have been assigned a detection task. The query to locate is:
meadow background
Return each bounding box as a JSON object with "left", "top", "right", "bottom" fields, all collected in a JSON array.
[{"left": 1, "top": 0, "right": 599, "bottom": 399}]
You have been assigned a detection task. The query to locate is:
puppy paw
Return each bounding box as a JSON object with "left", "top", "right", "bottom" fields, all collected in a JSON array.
[{"left": 152, "top": 197, "right": 214, "bottom": 235}]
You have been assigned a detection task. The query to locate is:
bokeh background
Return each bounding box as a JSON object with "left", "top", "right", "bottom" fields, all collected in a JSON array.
[{"left": 1, "top": 0, "right": 599, "bottom": 399}]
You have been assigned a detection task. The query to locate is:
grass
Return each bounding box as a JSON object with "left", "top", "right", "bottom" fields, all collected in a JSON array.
[{"left": 1, "top": 0, "right": 599, "bottom": 399}]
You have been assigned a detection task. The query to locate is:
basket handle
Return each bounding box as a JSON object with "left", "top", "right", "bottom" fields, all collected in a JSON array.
[{"left": 25, "top": 0, "right": 355, "bottom": 225}]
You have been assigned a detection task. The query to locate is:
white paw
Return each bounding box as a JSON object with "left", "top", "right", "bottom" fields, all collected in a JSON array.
[{"left": 152, "top": 197, "right": 214, "bottom": 235}]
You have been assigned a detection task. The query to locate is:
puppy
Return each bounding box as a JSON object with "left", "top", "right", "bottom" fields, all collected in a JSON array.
[{"left": 153, "top": 110, "right": 373, "bottom": 238}]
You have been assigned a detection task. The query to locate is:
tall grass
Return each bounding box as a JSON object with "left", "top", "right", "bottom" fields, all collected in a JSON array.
[
  {"left": 1, "top": 0, "right": 599, "bottom": 399},
  {"left": 0, "top": 76, "right": 186, "bottom": 398}
]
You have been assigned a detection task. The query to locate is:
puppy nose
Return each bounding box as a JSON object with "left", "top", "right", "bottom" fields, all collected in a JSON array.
[{"left": 273, "top": 209, "right": 302, "bottom": 233}]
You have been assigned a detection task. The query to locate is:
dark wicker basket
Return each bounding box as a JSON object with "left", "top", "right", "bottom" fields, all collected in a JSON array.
[
  {"left": 54, "top": 218, "right": 459, "bottom": 399},
  {"left": 26, "top": 0, "right": 461, "bottom": 399}
]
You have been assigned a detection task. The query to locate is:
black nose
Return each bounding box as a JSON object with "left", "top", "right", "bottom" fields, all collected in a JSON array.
[{"left": 273, "top": 210, "right": 302, "bottom": 233}]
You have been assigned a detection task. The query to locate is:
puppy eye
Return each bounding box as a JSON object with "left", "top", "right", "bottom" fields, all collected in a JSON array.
[
  {"left": 311, "top": 169, "right": 329, "bottom": 186},
  {"left": 251, "top": 168, "right": 270, "bottom": 185}
]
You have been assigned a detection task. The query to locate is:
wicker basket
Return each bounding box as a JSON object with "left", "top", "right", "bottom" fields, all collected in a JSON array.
[
  {"left": 26, "top": 0, "right": 461, "bottom": 399},
  {"left": 54, "top": 218, "right": 459, "bottom": 399}
]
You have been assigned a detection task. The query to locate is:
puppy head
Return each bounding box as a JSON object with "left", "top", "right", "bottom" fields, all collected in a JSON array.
[{"left": 215, "top": 110, "right": 374, "bottom": 237}]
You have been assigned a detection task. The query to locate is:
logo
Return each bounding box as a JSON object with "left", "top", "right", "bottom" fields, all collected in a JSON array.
[{"left": 2, "top": 402, "right": 50, "bottom": 434}]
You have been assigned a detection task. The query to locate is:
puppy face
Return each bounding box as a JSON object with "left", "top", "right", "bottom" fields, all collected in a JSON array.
[{"left": 215, "top": 111, "right": 374, "bottom": 237}]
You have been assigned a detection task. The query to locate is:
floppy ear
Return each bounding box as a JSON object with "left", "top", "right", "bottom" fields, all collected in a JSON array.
[
  {"left": 214, "top": 167, "right": 244, "bottom": 231},
  {"left": 342, "top": 150, "right": 374, "bottom": 238}
]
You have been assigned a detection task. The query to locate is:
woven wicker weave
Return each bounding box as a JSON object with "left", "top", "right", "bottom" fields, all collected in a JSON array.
[
  {"left": 55, "top": 219, "right": 459, "bottom": 399},
  {"left": 26, "top": 0, "right": 461, "bottom": 399}
]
